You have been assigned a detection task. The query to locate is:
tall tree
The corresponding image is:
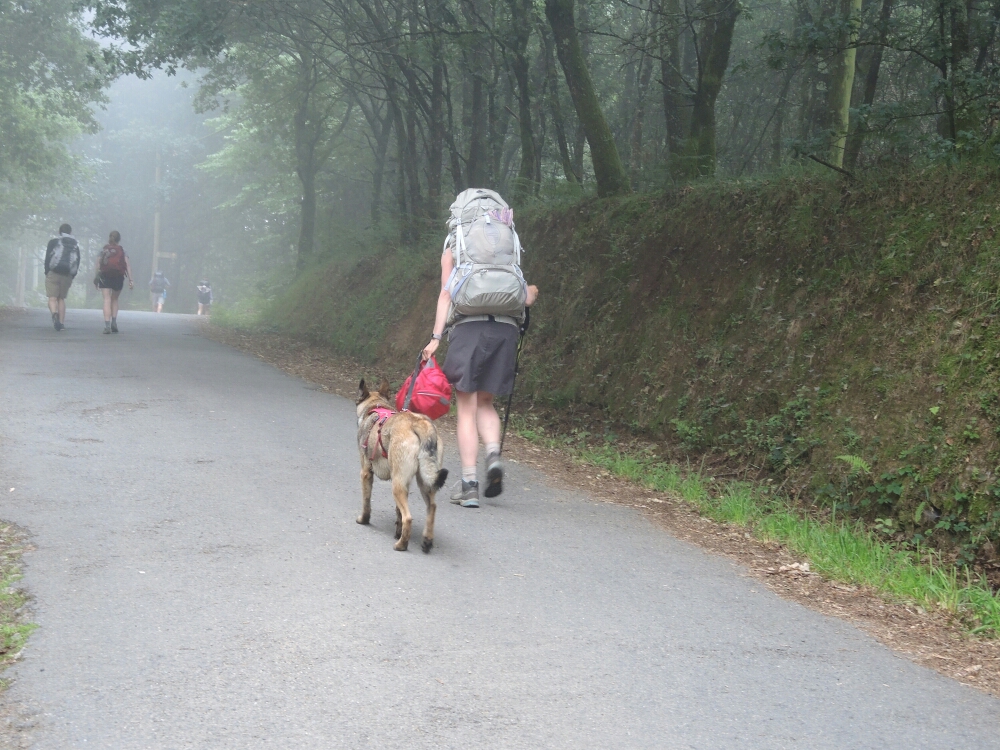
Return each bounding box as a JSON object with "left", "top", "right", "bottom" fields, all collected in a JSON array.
[
  {"left": 826, "top": 0, "right": 863, "bottom": 166},
  {"left": 679, "top": 0, "right": 742, "bottom": 176},
  {"left": 545, "top": 0, "right": 630, "bottom": 196}
]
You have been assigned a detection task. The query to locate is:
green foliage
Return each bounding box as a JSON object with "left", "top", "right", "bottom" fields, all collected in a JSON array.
[
  {"left": 0, "top": 524, "right": 35, "bottom": 685},
  {"left": 0, "top": 0, "right": 110, "bottom": 220},
  {"left": 836, "top": 455, "right": 871, "bottom": 474}
]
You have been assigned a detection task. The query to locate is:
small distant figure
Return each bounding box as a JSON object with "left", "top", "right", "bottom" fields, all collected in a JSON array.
[
  {"left": 196, "top": 280, "right": 213, "bottom": 316},
  {"left": 44, "top": 223, "right": 81, "bottom": 331},
  {"left": 149, "top": 271, "right": 170, "bottom": 313},
  {"left": 94, "top": 230, "right": 133, "bottom": 334}
]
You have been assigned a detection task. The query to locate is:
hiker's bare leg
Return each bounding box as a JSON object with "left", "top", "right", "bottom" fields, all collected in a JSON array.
[
  {"left": 102, "top": 289, "right": 112, "bottom": 321},
  {"left": 156, "top": 299, "right": 163, "bottom": 313},
  {"left": 47, "top": 297, "right": 59, "bottom": 316},
  {"left": 111, "top": 290, "right": 121, "bottom": 318},
  {"left": 58, "top": 299, "right": 66, "bottom": 324},
  {"left": 456, "top": 390, "right": 481, "bottom": 469},
  {"left": 475, "top": 392, "right": 501, "bottom": 446}
]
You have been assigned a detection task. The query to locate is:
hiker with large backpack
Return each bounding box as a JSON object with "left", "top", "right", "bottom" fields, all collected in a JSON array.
[
  {"left": 422, "top": 189, "right": 539, "bottom": 509},
  {"left": 44, "top": 223, "right": 81, "bottom": 331},
  {"left": 149, "top": 271, "right": 169, "bottom": 313},
  {"left": 93, "top": 230, "right": 133, "bottom": 334}
]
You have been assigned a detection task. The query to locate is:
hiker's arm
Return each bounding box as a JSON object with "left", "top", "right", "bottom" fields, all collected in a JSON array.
[
  {"left": 124, "top": 255, "right": 134, "bottom": 288},
  {"left": 526, "top": 285, "right": 538, "bottom": 306},
  {"left": 422, "top": 250, "right": 455, "bottom": 360}
]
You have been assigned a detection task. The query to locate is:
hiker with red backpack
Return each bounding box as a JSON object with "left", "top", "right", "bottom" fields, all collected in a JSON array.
[
  {"left": 422, "top": 189, "right": 538, "bottom": 509},
  {"left": 93, "top": 230, "right": 133, "bottom": 334}
]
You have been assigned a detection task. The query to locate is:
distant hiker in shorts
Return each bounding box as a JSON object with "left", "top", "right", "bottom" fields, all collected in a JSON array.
[
  {"left": 149, "top": 271, "right": 169, "bottom": 312},
  {"left": 44, "top": 223, "right": 81, "bottom": 331},
  {"left": 196, "top": 280, "right": 213, "bottom": 315},
  {"left": 93, "top": 231, "right": 133, "bottom": 334},
  {"left": 422, "top": 189, "right": 538, "bottom": 509}
]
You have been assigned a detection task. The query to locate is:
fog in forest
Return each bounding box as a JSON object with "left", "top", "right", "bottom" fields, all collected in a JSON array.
[{"left": 3, "top": 0, "right": 998, "bottom": 312}]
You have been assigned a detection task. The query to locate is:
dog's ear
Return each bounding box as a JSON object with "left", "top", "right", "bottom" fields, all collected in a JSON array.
[
  {"left": 358, "top": 378, "right": 370, "bottom": 403},
  {"left": 377, "top": 378, "right": 391, "bottom": 397}
]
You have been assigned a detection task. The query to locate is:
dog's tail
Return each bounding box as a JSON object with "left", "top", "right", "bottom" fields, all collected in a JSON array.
[{"left": 417, "top": 427, "right": 448, "bottom": 491}]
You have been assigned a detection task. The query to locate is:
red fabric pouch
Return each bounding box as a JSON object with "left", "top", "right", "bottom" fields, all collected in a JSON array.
[{"left": 396, "top": 356, "right": 453, "bottom": 419}]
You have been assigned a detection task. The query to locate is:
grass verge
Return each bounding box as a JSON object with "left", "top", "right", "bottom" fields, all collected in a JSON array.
[
  {"left": 563, "top": 442, "right": 1000, "bottom": 637},
  {"left": 0, "top": 523, "right": 34, "bottom": 686}
]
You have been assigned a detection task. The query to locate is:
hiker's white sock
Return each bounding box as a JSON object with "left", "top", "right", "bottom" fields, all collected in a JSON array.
[
  {"left": 485, "top": 442, "right": 500, "bottom": 457},
  {"left": 462, "top": 466, "right": 477, "bottom": 483}
]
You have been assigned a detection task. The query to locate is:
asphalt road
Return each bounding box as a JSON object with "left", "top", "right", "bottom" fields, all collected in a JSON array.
[{"left": 1, "top": 308, "right": 998, "bottom": 749}]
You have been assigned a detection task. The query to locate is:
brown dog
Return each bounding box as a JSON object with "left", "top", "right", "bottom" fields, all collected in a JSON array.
[{"left": 356, "top": 378, "right": 448, "bottom": 552}]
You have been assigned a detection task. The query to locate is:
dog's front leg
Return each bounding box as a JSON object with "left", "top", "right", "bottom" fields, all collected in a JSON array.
[
  {"left": 392, "top": 479, "right": 412, "bottom": 551},
  {"left": 357, "top": 463, "right": 374, "bottom": 525}
]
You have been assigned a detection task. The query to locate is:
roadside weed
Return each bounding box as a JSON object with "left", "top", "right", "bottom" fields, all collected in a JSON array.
[
  {"left": 568, "top": 443, "right": 1000, "bottom": 636},
  {"left": 0, "top": 524, "right": 34, "bottom": 687}
]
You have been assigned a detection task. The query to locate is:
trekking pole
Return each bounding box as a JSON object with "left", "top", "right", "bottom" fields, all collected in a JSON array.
[{"left": 499, "top": 306, "right": 530, "bottom": 456}]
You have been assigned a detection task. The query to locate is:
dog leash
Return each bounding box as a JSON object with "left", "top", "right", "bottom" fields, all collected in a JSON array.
[
  {"left": 402, "top": 352, "right": 424, "bottom": 411},
  {"left": 499, "top": 306, "right": 530, "bottom": 456}
]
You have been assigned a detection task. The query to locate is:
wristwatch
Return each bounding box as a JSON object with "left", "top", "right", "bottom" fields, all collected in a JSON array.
[{"left": 431, "top": 333, "right": 443, "bottom": 341}]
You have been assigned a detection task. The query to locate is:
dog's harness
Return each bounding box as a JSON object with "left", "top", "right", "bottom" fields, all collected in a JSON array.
[{"left": 362, "top": 406, "right": 395, "bottom": 461}]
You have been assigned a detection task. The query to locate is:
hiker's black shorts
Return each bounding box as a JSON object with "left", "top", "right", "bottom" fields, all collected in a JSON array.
[
  {"left": 444, "top": 320, "right": 518, "bottom": 395},
  {"left": 97, "top": 272, "right": 124, "bottom": 291}
]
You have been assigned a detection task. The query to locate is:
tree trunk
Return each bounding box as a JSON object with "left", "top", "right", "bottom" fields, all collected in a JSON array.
[
  {"left": 772, "top": 68, "right": 796, "bottom": 169},
  {"left": 826, "top": 0, "right": 863, "bottom": 166},
  {"left": 630, "top": 52, "right": 653, "bottom": 185},
  {"left": 429, "top": 58, "right": 445, "bottom": 216},
  {"left": 443, "top": 65, "right": 466, "bottom": 194},
  {"left": 296, "top": 165, "right": 317, "bottom": 269},
  {"left": 658, "top": 0, "right": 686, "bottom": 158},
  {"left": 508, "top": 0, "right": 537, "bottom": 199},
  {"left": 680, "top": 0, "right": 741, "bottom": 177},
  {"left": 844, "top": 0, "right": 894, "bottom": 169},
  {"left": 545, "top": 0, "right": 630, "bottom": 196},
  {"left": 426, "top": 0, "right": 446, "bottom": 216},
  {"left": 293, "top": 66, "right": 319, "bottom": 269},
  {"left": 533, "top": 49, "right": 546, "bottom": 189},
  {"left": 370, "top": 112, "right": 392, "bottom": 225},
  {"left": 542, "top": 23, "right": 579, "bottom": 183},
  {"left": 461, "top": 0, "right": 488, "bottom": 186}
]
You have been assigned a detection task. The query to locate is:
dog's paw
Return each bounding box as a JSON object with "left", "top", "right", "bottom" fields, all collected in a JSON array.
[
  {"left": 394, "top": 539, "right": 409, "bottom": 552},
  {"left": 356, "top": 515, "right": 370, "bottom": 525},
  {"left": 421, "top": 537, "right": 433, "bottom": 553}
]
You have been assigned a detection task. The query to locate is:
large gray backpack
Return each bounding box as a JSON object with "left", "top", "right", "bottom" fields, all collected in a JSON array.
[{"left": 445, "top": 188, "right": 527, "bottom": 326}]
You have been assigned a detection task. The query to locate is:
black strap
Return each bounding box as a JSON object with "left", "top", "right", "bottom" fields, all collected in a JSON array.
[{"left": 402, "top": 352, "right": 424, "bottom": 411}]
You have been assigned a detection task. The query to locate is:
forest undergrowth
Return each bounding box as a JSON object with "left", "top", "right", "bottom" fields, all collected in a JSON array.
[{"left": 223, "top": 162, "right": 1000, "bottom": 633}]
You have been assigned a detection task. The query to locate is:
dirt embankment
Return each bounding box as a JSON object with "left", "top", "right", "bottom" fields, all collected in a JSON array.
[{"left": 265, "top": 166, "right": 1000, "bottom": 567}]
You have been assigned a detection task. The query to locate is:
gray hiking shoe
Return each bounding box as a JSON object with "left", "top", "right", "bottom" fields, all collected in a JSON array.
[
  {"left": 450, "top": 480, "right": 480, "bottom": 508},
  {"left": 484, "top": 452, "right": 503, "bottom": 498}
]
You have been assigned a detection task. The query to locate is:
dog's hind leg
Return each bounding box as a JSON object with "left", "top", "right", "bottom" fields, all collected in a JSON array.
[
  {"left": 416, "top": 476, "right": 436, "bottom": 553},
  {"left": 357, "top": 463, "right": 374, "bottom": 525},
  {"left": 392, "top": 478, "right": 412, "bottom": 551},
  {"left": 394, "top": 506, "right": 402, "bottom": 541}
]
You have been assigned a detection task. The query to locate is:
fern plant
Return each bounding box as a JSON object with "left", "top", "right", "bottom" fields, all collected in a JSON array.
[{"left": 836, "top": 454, "right": 871, "bottom": 475}]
